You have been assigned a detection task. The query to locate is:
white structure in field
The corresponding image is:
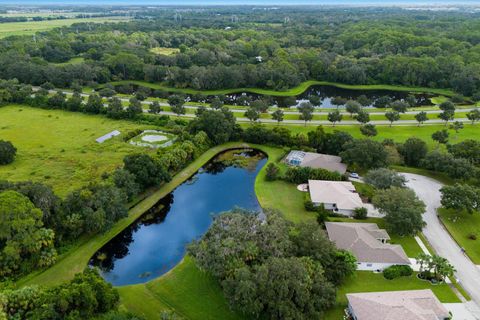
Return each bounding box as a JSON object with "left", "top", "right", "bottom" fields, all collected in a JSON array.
[
  {"left": 308, "top": 180, "right": 362, "bottom": 215},
  {"left": 285, "top": 150, "right": 347, "bottom": 174},
  {"left": 347, "top": 290, "right": 450, "bottom": 320},
  {"left": 96, "top": 130, "right": 121, "bottom": 143},
  {"left": 325, "top": 222, "right": 411, "bottom": 271}
]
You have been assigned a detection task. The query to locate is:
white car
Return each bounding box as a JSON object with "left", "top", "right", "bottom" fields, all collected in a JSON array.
[{"left": 349, "top": 172, "right": 360, "bottom": 179}]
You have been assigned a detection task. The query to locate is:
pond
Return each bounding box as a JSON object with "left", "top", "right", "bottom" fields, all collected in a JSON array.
[
  {"left": 119, "top": 83, "right": 435, "bottom": 108},
  {"left": 89, "top": 149, "right": 267, "bottom": 286}
]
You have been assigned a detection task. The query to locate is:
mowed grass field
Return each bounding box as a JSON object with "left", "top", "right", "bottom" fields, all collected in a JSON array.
[
  {"left": 0, "top": 105, "right": 153, "bottom": 196},
  {"left": 438, "top": 208, "right": 480, "bottom": 264},
  {"left": 0, "top": 17, "right": 128, "bottom": 38}
]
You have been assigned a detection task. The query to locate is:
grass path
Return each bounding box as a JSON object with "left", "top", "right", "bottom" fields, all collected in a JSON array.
[{"left": 108, "top": 80, "right": 456, "bottom": 97}]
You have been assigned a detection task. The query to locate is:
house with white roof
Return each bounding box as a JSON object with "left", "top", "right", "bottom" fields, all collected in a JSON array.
[
  {"left": 325, "top": 222, "right": 411, "bottom": 271},
  {"left": 347, "top": 289, "right": 450, "bottom": 320},
  {"left": 308, "top": 180, "right": 362, "bottom": 215},
  {"left": 285, "top": 150, "right": 347, "bottom": 174}
]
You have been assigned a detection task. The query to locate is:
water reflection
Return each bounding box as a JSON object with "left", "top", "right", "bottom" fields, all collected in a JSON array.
[{"left": 89, "top": 149, "right": 266, "bottom": 286}]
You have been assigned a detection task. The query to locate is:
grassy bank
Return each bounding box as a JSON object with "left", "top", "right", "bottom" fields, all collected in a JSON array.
[
  {"left": 108, "top": 80, "right": 456, "bottom": 97},
  {"left": 438, "top": 208, "right": 480, "bottom": 264},
  {"left": 0, "top": 105, "right": 154, "bottom": 196}
]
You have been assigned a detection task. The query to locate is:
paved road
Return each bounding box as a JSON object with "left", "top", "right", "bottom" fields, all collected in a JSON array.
[{"left": 402, "top": 173, "right": 480, "bottom": 319}]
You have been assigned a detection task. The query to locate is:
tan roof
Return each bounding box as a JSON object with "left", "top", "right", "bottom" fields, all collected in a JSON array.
[
  {"left": 325, "top": 222, "right": 410, "bottom": 264},
  {"left": 347, "top": 290, "right": 450, "bottom": 320},
  {"left": 308, "top": 180, "right": 363, "bottom": 211},
  {"left": 286, "top": 150, "right": 347, "bottom": 173}
]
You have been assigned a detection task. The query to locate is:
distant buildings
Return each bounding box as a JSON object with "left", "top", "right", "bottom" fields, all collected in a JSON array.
[
  {"left": 325, "top": 222, "right": 411, "bottom": 271},
  {"left": 285, "top": 150, "right": 347, "bottom": 174},
  {"left": 347, "top": 290, "right": 450, "bottom": 320},
  {"left": 308, "top": 180, "right": 362, "bottom": 215}
]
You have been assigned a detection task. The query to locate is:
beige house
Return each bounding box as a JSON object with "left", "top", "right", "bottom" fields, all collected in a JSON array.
[
  {"left": 347, "top": 290, "right": 450, "bottom": 320},
  {"left": 285, "top": 150, "right": 347, "bottom": 174},
  {"left": 308, "top": 180, "right": 363, "bottom": 216},
  {"left": 325, "top": 222, "right": 411, "bottom": 271}
]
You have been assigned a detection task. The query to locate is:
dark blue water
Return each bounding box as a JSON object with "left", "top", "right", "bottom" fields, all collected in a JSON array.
[{"left": 89, "top": 150, "right": 266, "bottom": 286}]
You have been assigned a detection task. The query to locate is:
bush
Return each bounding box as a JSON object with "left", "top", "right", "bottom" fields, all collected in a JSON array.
[
  {"left": 265, "top": 163, "right": 280, "bottom": 181},
  {"left": 304, "top": 199, "right": 316, "bottom": 212},
  {"left": 0, "top": 140, "right": 17, "bottom": 165},
  {"left": 353, "top": 207, "right": 368, "bottom": 220},
  {"left": 383, "top": 265, "right": 413, "bottom": 280},
  {"left": 284, "top": 166, "right": 344, "bottom": 184},
  {"left": 468, "top": 233, "right": 477, "bottom": 240}
]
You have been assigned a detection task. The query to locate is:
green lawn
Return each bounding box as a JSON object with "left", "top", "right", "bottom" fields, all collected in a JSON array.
[
  {"left": 0, "top": 105, "right": 154, "bottom": 196},
  {"left": 119, "top": 256, "right": 243, "bottom": 320},
  {"left": 252, "top": 123, "right": 480, "bottom": 148},
  {"left": 392, "top": 165, "right": 455, "bottom": 185},
  {"left": 438, "top": 208, "right": 480, "bottom": 264},
  {"left": 0, "top": 17, "right": 128, "bottom": 38},
  {"left": 324, "top": 271, "right": 460, "bottom": 319},
  {"left": 108, "top": 80, "right": 456, "bottom": 97}
]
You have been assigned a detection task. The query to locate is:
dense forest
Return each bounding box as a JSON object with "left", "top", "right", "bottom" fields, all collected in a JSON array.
[{"left": 0, "top": 7, "right": 479, "bottom": 95}]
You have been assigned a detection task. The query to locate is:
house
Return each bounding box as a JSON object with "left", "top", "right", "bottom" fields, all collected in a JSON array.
[
  {"left": 308, "top": 180, "right": 363, "bottom": 215},
  {"left": 325, "top": 222, "right": 411, "bottom": 271},
  {"left": 347, "top": 290, "right": 450, "bottom": 320},
  {"left": 285, "top": 150, "right": 347, "bottom": 174}
]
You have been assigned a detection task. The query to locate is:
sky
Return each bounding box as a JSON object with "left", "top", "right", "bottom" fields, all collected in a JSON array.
[{"left": 2, "top": 0, "right": 480, "bottom": 5}]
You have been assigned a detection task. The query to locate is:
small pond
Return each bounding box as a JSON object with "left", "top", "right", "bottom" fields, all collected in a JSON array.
[{"left": 89, "top": 149, "right": 267, "bottom": 286}]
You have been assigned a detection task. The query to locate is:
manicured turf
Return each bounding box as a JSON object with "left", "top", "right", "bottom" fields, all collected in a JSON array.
[
  {"left": 438, "top": 208, "right": 480, "bottom": 264},
  {"left": 0, "top": 105, "right": 154, "bottom": 196},
  {"left": 108, "top": 80, "right": 456, "bottom": 97},
  {"left": 0, "top": 17, "right": 128, "bottom": 38},
  {"left": 324, "top": 271, "right": 461, "bottom": 319},
  {"left": 119, "top": 256, "right": 243, "bottom": 320},
  {"left": 252, "top": 123, "right": 480, "bottom": 148}
]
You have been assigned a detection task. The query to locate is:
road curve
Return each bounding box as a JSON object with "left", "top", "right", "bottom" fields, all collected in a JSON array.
[{"left": 402, "top": 173, "right": 480, "bottom": 318}]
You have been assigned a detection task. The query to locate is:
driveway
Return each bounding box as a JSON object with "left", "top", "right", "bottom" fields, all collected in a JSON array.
[{"left": 402, "top": 173, "right": 480, "bottom": 319}]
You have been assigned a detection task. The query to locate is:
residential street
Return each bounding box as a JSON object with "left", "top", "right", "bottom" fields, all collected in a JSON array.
[{"left": 402, "top": 173, "right": 480, "bottom": 319}]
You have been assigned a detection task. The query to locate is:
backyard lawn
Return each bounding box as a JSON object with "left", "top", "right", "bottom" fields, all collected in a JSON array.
[
  {"left": 324, "top": 271, "right": 460, "bottom": 319},
  {"left": 438, "top": 208, "right": 480, "bottom": 264},
  {"left": 0, "top": 105, "right": 154, "bottom": 196}
]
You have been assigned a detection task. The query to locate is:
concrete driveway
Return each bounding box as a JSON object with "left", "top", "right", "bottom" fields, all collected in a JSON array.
[{"left": 402, "top": 173, "right": 480, "bottom": 319}]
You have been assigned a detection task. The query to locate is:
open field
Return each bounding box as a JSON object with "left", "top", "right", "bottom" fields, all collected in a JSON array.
[
  {"left": 109, "top": 79, "right": 457, "bottom": 97},
  {"left": 52, "top": 56, "right": 85, "bottom": 66},
  {"left": 438, "top": 208, "right": 480, "bottom": 264},
  {"left": 0, "top": 105, "right": 152, "bottom": 196},
  {"left": 149, "top": 47, "right": 180, "bottom": 55},
  {"left": 0, "top": 16, "right": 128, "bottom": 38}
]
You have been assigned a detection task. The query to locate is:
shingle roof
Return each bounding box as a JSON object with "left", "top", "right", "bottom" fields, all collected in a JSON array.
[
  {"left": 286, "top": 150, "right": 347, "bottom": 173},
  {"left": 308, "top": 180, "right": 363, "bottom": 211},
  {"left": 325, "top": 222, "right": 410, "bottom": 265},
  {"left": 347, "top": 290, "right": 450, "bottom": 320}
]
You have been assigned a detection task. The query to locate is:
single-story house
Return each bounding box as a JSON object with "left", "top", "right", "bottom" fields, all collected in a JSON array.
[
  {"left": 308, "top": 180, "right": 363, "bottom": 216},
  {"left": 285, "top": 150, "right": 347, "bottom": 174},
  {"left": 347, "top": 289, "right": 450, "bottom": 320},
  {"left": 325, "top": 222, "right": 411, "bottom": 271}
]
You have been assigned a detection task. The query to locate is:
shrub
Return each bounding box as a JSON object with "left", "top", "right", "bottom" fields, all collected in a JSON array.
[
  {"left": 284, "top": 166, "right": 344, "bottom": 184},
  {"left": 265, "top": 163, "right": 280, "bottom": 181},
  {"left": 304, "top": 199, "right": 316, "bottom": 212},
  {"left": 353, "top": 207, "right": 368, "bottom": 220},
  {"left": 383, "top": 265, "right": 413, "bottom": 280},
  {"left": 0, "top": 140, "right": 17, "bottom": 165},
  {"left": 468, "top": 233, "right": 477, "bottom": 240}
]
